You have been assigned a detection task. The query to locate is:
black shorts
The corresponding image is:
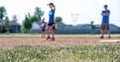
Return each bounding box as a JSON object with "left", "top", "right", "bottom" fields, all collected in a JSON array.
[
  {"left": 48, "top": 23, "right": 56, "bottom": 30},
  {"left": 101, "top": 23, "right": 110, "bottom": 30},
  {"left": 42, "top": 29, "right": 45, "bottom": 32},
  {"left": 48, "top": 23, "right": 53, "bottom": 26}
]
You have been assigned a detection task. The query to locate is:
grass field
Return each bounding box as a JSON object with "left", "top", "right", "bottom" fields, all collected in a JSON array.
[
  {"left": 0, "top": 44, "right": 120, "bottom": 62},
  {"left": 0, "top": 34, "right": 120, "bottom": 62}
]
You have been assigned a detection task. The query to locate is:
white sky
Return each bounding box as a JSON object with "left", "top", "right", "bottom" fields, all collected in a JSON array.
[{"left": 0, "top": 0, "right": 120, "bottom": 26}]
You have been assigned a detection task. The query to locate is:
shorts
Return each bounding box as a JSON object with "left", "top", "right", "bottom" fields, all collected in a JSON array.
[
  {"left": 42, "top": 29, "right": 45, "bottom": 32},
  {"left": 48, "top": 23, "right": 53, "bottom": 26},
  {"left": 48, "top": 23, "right": 56, "bottom": 30},
  {"left": 101, "top": 23, "right": 110, "bottom": 30}
]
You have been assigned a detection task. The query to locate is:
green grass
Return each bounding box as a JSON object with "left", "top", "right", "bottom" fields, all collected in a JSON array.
[
  {"left": 0, "top": 44, "right": 120, "bottom": 62},
  {"left": 0, "top": 33, "right": 120, "bottom": 38}
]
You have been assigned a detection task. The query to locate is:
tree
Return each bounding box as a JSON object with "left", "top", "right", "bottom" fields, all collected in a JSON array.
[
  {"left": 90, "top": 21, "right": 96, "bottom": 34},
  {"left": 22, "top": 7, "right": 44, "bottom": 33},
  {"left": 21, "top": 24, "right": 27, "bottom": 33},
  {"left": 5, "top": 16, "right": 10, "bottom": 34},
  {"left": 56, "top": 16, "right": 62, "bottom": 22},
  {"left": 34, "top": 7, "right": 44, "bottom": 21},
  {"left": 22, "top": 14, "right": 37, "bottom": 33},
  {"left": 27, "top": 12, "right": 31, "bottom": 17},
  {"left": 23, "top": 15, "right": 32, "bottom": 30},
  {"left": 0, "top": 23, "right": 2, "bottom": 32},
  {"left": 0, "top": 6, "right": 7, "bottom": 20}
]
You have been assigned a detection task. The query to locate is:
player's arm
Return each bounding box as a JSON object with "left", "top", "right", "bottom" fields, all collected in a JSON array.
[
  {"left": 101, "top": 13, "right": 110, "bottom": 16},
  {"left": 101, "top": 11, "right": 110, "bottom": 16},
  {"left": 53, "top": 16, "right": 56, "bottom": 23},
  {"left": 52, "top": 10, "right": 56, "bottom": 23}
]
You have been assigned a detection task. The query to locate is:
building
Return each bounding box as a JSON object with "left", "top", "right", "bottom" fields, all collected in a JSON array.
[
  {"left": 55, "top": 23, "right": 120, "bottom": 34},
  {"left": 27, "top": 21, "right": 120, "bottom": 34},
  {"left": 0, "top": 20, "right": 21, "bottom": 33},
  {"left": 28, "top": 21, "right": 40, "bottom": 33}
]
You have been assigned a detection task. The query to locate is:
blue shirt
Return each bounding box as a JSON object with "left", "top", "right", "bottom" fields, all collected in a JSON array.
[
  {"left": 41, "top": 23, "right": 46, "bottom": 29},
  {"left": 48, "top": 9, "right": 55, "bottom": 24},
  {"left": 102, "top": 10, "right": 110, "bottom": 23}
]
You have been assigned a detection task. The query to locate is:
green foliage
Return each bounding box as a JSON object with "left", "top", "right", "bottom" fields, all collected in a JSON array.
[
  {"left": 22, "top": 15, "right": 40, "bottom": 31},
  {"left": 29, "top": 15, "right": 38, "bottom": 22},
  {"left": 91, "top": 21, "right": 96, "bottom": 30},
  {"left": 22, "top": 7, "right": 44, "bottom": 32},
  {"left": 22, "top": 16, "right": 32, "bottom": 31},
  {"left": 5, "top": 16, "right": 10, "bottom": 31},
  {"left": 90, "top": 21, "right": 96, "bottom": 34},
  {"left": 56, "top": 16, "right": 62, "bottom": 22},
  {"left": 4, "top": 16, "right": 10, "bottom": 34},
  {"left": 0, "top": 44, "right": 119, "bottom": 62},
  {"left": 21, "top": 24, "right": 27, "bottom": 33},
  {"left": 34, "top": 7, "right": 44, "bottom": 21},
  {"left": 0, "top": 23, "right": 2, "bottom": 32},
  {"left": 0, "top": 6, "right": 6, "bottom": 20}
]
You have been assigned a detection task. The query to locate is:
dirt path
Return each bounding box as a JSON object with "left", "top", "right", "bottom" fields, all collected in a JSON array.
[{"left": 0, "top": 37, "right": 120, "bottom": 49}]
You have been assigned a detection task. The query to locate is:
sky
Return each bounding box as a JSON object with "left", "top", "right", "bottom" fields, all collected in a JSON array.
[{"left": 0, "top": 0, "right": 120, "bottom": 26}]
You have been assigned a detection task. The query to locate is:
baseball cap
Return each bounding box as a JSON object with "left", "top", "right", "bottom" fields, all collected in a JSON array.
[
  {"left": 104, "top": 5, "right": 108, "bottom": 7},
  {"left": 47, "top": 2, "right": 54, "bottom": 6}
]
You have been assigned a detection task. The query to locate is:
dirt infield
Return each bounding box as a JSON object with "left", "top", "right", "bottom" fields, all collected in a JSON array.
[{"left": 0, "top": 37, "right": 120, "bottom": 49}]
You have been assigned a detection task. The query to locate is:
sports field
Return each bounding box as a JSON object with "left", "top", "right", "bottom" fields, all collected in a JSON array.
[
  {"left": 0, "top": 34, "right": 120, "bottom": 62},
  {"left": 0, "top": 34, "right": 120, "bottom": 49}
]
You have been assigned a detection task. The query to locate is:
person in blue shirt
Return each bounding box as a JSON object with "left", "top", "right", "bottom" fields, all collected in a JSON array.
[
  {"left": 100, "top": 5, "right": 111, "bottom": 38},
  {"left": 46, "top": 2, "right": 56, "bottom": 41},
  {"left": 41, "top": 18, "right": 46, "bottom": 38}
]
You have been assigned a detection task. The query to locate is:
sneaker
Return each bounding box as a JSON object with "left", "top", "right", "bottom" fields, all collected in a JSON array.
[
  {"left": 51, "top": 37, "right": 55, "bottom": 41},
  {"left": 100, "top": 36, "right": 104, "bottom": 39},
  {"left": 108, "top": 36, "right": 111, "bottom": 38},
  {"left": 46, "top": 37, "right": 50, "bottom": 40}
]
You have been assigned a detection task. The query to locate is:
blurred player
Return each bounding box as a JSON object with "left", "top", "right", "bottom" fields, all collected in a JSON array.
[
  {"left": 100, "top": 5, "right": 111, "bottom": 38},
  {"left": 46, "top": 2, "right": 56, "bottom": 41},
  {"left": 41, "top": 19, "right": 46, "bottom": 38}
]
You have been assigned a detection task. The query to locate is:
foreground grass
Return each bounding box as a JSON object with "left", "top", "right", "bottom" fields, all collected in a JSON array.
[{"left": 0, "top": 44, "right": 120, "bottom": 62}]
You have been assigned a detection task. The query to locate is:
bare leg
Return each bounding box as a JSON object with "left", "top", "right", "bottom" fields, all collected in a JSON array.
[
  {"left": 107, "top": 30, "right": 111, "bottom": 38},
  {"left": 51, "top": 25, "right": 56, "bottom": 41},
  {"left": 46, "top": 26, "right": 50, "bottom": 37},
  {"left": 44, "top": 32, "right": 46, "bottom": 38},
  {"left": 41, "top": 32, "right": 43, "bottom": 38},
  {"left": 107, "top": 23, "right": 110, "bottom": 38},
  {"left": 52, "top": 30, "right": 55, "bottom": 38},
  {"left": 101, "top": 30, "right": 104, "bottom": 37},
  {"left": 50, "top": 29, "right": 55, "bottom": 41},
  {"left": 43, "top": 32, "right": 46, "bottom": 38},
  {"left": 100, "top": 29, "right": 104, "bottom": 38}
]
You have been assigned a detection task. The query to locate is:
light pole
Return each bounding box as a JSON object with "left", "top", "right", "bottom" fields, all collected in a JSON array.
[{"left": 71, "top": 13, "right": 79, "bottom": 26}]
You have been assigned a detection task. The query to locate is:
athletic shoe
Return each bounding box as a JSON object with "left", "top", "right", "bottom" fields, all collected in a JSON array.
[
  {"left": 100, "top": 36, "right": 104, "bottom": 39},
  {"left": 46, "top": 37, "right": 50, "bottom": 40}
]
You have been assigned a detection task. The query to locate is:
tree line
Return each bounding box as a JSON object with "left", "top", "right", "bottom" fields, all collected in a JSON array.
[{"left": 0, "top": 6, "right": 62, "bottom": 33}]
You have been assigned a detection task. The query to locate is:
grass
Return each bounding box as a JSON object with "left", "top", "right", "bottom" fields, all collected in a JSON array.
[
  {"left": 0, "top": 34, "right": 120, "bottom": 62},
  {"left": 0, "top": 33, "right": 120, "bottom": 38},
  {"left": 0, "top": 44, "right": 120, "bottom": 62}
]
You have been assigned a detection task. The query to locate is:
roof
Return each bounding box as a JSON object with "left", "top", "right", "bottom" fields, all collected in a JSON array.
[{"left": 0, "top": 20, "right": 20, "bottom": 25}]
